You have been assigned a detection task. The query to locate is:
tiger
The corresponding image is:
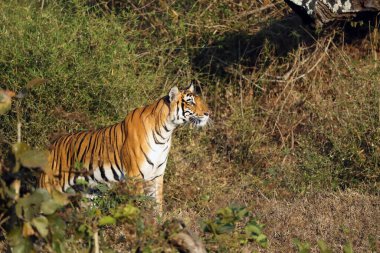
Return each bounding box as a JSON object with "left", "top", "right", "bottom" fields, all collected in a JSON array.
[{"left": 39, "top": 84, "right": 210, "bottom": 213}]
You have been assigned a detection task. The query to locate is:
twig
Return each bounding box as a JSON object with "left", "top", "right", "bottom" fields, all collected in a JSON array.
[
  {"left": 93, "top": 228, "right": 99, "bottom": 253},
  {"left": 289, "top": 37, "right": 333, "bottom": 82},
  {"left": 17, "top": 122, "right": 21, "bottom": 143}
]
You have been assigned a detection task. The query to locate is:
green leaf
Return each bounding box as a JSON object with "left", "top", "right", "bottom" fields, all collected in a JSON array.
[
  {"left": 51, "top": 189, "right": 70, "bottom": 206},
  {"left": 317, "top": 240, "right": 332, "bottom": 253},
  {"left": 8, "top": 229, "right": 33, "bottom": 253},
  {"left": 245, "top": 223, "right": 262, "bottom": 236},
  {"left": 343, "top": 242, "right": 354, "bottom": 253},
  {"left": 75, "top": 178, "right": 88, "bottom": 186},
  {"left": 112, "top": 204, "right": 140, "bottom": 221},
  {"left": 235, "top": 207, "right": 249, "bottom": 220},
  {"left": 293, "top": 238, "right": 311, "bottom": 253},
  {"left": 78, "top": 224, "right": 93, "bottom": 236},
  {"left": 48, "top": 216, "right": 66, "bottom": 242},
  {"left": 96, "top": 183, "right": 109, "bottom": 193},
  {"left": 41, "top": 199, "right": 62, "bottom": 215},
  {"left": 31, "top": 216, "right": 49, "bottom": 238},
  {"left": 52, "top": 240, "right": 65, "bottom": 253},
  {"left": 215, "top": 222, "right": 234, "bottom": 234},
  {"left": 12, "top": 142, "right": 30, "bottom": 157},
  {"left": 256, "top": 233, "right": 268, "bottom": 248},
  {"left": 16, "top": 189, "right": 50, "bottom": 221},
  {"left": 216, "top": 207, "right": 234, "bottom": 223},
  {"left": 19, "top": 149, "right": 48, "bottom": 168},
  {"left": 203, "top": 221, "right": 217, "bottom": 234},
  {"left": 98, "top": 216, "right": 116, "bottom": 226}
]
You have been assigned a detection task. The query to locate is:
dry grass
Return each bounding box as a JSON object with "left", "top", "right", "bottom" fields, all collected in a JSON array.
[
  {"left": 256, "top": 191, "right": 379, "bottom": 252},
  {"left": 1, "top": 0, "right": 380, "bottom": 252}
]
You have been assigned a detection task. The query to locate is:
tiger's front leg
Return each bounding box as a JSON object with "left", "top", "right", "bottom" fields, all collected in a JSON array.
[{"left": 144, "top": 175, "right": 164, "bottom": 215}]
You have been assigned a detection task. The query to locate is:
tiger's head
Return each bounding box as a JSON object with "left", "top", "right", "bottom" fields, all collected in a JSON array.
[{"left": 168, "top": 84, "right": 210, "bottom": 127}]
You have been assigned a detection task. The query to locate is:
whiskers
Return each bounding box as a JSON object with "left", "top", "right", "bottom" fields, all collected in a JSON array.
[
  {"left": 189, "top": 117, "right": 201, "bottom": 127},
  {"left": 188, "top": 116, "right": 211, "bottom": 128}
]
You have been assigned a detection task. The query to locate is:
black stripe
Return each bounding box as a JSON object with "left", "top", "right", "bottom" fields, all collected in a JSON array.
[
  {"left": 155, "top": 127, "right": 164, "bottom": 139},
  {"left": 152, "top": 130, "right": 165, "bottom": 145},
  {"left": 131, "top": 147, "right": 144, "bottom": 179},
  {"left": 157, "top": 157, "right": 168, "bottom": 169},
  {"left": 176, "top": 101, "right": 180, "bottom": 120},
  {"left": 68, "top": 132, "right": 86, "bottom": 186},
  {"left": 140, "top": 146, "right": 154, "bottom": 167},
  {"left": 110, "top": 164, "right": 119, "bottom": 181},
  {"left": 163, "top": 124, "right": 170, "bottom": 132},
  {"left": 99, "top": 164, "right": 109, "bottom": 182},
  {"left": 136, "top": 163, "right": 144, "bottom": 179},
  {"left": 140, "top": 106, "right": 148, "bottom": 117},
  {"left": 88, "top": 131, "right": 100, "bottom": 181},
  {"left": 150, "top": 174, "right": 163, "bottom": 181},
  {"left": 98, "top": 129, "right": 109, "bottom": 182},
  {"left": 131, "top": 109, "right": 137, "bottom": 120},
  {"left": 79, "top": 132, "right": 92, "bottom": 163},
  {"left": 181, "top": 101, "right": 186, "bottom": 118},
  {"left": 113, "top": 152, "right": 123, "bottom": 176}
]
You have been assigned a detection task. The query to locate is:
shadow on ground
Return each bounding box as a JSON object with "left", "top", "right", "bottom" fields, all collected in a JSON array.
[{"left": 190, "top": 14, "right": 374, "bottom": 80}]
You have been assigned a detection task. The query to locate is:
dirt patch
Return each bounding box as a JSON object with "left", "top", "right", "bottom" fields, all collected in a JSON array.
[{"left": 249, "top": 191, "right": 379, "bottom": 252}]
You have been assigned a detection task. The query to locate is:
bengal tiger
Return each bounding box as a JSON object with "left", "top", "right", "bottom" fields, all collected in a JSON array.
[{"left": 39, "top": 84, "right": 209, "bottom": 213}]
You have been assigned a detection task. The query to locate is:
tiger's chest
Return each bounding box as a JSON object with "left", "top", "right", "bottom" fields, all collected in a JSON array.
[{"left": 139, "top": 140, "right": 172, "bottom": 180}]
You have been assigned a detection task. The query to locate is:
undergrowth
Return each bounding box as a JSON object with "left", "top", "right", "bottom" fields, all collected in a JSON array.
[{"left": 1, "top": 0, "right": 379, "bottom": 252}]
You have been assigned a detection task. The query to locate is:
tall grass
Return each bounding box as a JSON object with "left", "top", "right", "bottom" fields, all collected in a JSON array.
[{"left": 1, "top": 1, "right": 379, "bottom": 251}]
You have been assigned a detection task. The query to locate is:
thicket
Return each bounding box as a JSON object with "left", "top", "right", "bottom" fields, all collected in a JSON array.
[{"left": 1, "top": 0, "right": 379, "bottom": 252}]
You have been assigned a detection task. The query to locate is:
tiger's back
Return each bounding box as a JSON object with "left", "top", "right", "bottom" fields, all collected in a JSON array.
[{"left": 39, "top": 121, "right": 127, "bottom": 192}]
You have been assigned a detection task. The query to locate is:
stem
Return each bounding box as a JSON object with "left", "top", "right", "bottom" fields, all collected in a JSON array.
[
  {"left": 16, "top": 100, "right": 22, "bottom": 143},
  {"left": 17, "top": 122, "right": 21, "bottom": 143},
  {"left": 93, "top": 228, "right": 99, "bottom": 253}
]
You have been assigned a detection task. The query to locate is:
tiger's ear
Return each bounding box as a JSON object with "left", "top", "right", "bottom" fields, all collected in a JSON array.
[
  {"left": 186, "top": 83, "right": 195, "bottom": 93},
  {"left": 169, "top": 86, "right": 179, "bottom": 102}
]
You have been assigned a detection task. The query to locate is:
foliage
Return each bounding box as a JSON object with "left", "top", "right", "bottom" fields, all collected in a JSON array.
[
  {"left": 1, "top": 0, "right": 379, "bottom": 252},
  {"left": 203, "top": 206, "right": 268, "bottom": 249}
]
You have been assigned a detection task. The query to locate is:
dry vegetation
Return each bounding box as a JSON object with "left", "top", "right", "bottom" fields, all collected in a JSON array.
[{"left": 1, "top": 0, "right": 379, "bottom": 252}]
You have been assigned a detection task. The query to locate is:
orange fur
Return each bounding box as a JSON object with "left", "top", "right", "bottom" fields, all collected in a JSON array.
[{"left": 39, "top": 85, "right": 209, "bottom": 213}]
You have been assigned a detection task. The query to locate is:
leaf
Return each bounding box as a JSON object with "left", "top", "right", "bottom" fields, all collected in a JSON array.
[
  {"left": 255, "top": 233, "right": 268, "bottom": 248},
  {"left": 48, "top": 216, "right": 66, "bottom": 241},
  {"left": 98, "top": 216, "right": 116, "bottom": 226},
  {"left": 11, "top": 179, "right": 21, "bottom": 200},
  {"left": 112, "top": 204, "right": 140, "bottom": 221},
  {"left": 19, "top": 149, "right": 49, "bottom": 168},
  {"left": 41, "top": 199, "right": 62, "bottom": 215},
  {"left": 215, "top": 223, "right": 234, "bottom": 234},
  {"left": 235, "top": 207, "right": 249, "bottom": 220},
  {"left": 245, "top": 223, "right": 262, "bottom": 236},
  {"left": 51, "top": 189, "right": 70, "bottom": 206},
  {"left": 343, "top": 242, "right": 354, "bottom": 253},
  {"left": 26, "top": 78, "right": 47, "bottom": 88},
  {"left": 16, "top": 189, "right": 50, "bottom": 221},
  {"left": 31, "top": 216, "right": 49, "bottom": 238},
  {"left": 12, "top": 142, "right": 30, "bottom": 157},
  {"left": 0, "top": 90, "right": 15, "bottom": 115},
  {"left": 317, "top": 240, "right": 333, "bottom": 253},
  {"left": 8, "top": 228, "right": 33, "bottom": 253},
  {"left": 52, "top": 240, "right": 65, "bottom": 253},
  {"left": 22, "top": 222, "right": 35, "bottom": 237},
  {"left": 293, "top": 238, "right": 311, "bottom": 253},
  {"left": 96, "top": 183, "right": 109, "bottom": 193},
  {"left": 12, "top": 241, "right": 33, "bottom": 253},
  {"left": 203, "top": 221, "right": 217, "bottom": 234}
]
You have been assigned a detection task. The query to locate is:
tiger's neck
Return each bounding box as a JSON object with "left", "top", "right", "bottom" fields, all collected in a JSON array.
[{"left": 121, "top": 96, "right": 176, "bottom": 180}]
